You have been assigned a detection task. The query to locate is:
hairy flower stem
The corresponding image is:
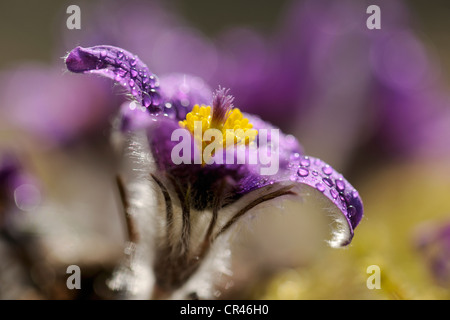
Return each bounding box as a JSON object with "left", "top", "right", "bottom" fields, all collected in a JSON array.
[
  {"left": 149, "top": 175, "right": 295, "bottom": 299},
  {"left": 115, "top": 175, "right": 139, "bottom": 243}
]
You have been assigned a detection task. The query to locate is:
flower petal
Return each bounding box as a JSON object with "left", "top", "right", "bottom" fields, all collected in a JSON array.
[
  {"left": 159, "top": 73, "right": 212, "bottom": 121},
  {"left": 285, "top": 155, "right": 363, "bottom": 247},
  {"left": 232, "top": 151, "right": 363, "bottom": 247},
  {"left": 65, "top": 45, "right": 162, "bottom": 112},
  {"left": 119, "top": 74, "right": 213, "bottom": 132}
]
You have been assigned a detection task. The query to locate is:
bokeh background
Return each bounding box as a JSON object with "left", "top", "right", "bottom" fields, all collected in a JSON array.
[{"left": 0, "top": 0, "right": 450, "bottom": 299}]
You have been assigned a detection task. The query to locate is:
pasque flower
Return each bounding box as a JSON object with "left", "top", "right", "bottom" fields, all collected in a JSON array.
[
  {"left": 0, "top": 153, "right": 40, "bottom": 226},
  {"left": 65, "top": 45, "right": 363, "bottom": 299},
  {"left": 415, "top": 221, "right": 450, "bottom": 288}
]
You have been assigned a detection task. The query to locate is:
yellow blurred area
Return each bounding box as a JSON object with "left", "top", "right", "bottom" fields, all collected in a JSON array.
[{"left": 256, "top": 160, "right": 450, "bottom": 299}]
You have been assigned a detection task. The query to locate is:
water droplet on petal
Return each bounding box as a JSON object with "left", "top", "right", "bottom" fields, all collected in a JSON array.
[
  {"left": 297, "top": 168, "right": 309, "bottom": 177},
  {"left": 129, "top": 79, "right": 135, "bottom": 87},
  {"left": 300, "top": 157, "right": 310, "bottom": 167},
  {"left": 149, "top": 75, "right": 159, "bottom": 88},
  {"left": 130, "top": 58, "right": 137, "bottom": 67},
  {"left": 315, "top": 182, "right": 325, "bottom": 192},
  {"left": 336, "top": 179, "right": 345, "bottom": 192},
  {"left": 312, "top": 170, "right": 318, "bottom": 176},
  {"left": 100, "top": 50, "right": 107, "bottom": 58},
  {"left": 142, "top": 93, "right": 151, "bottom": 108},
  {"left": 322, "top": 177, "right": 333, "bottom": 187},
  {"left": 117, "top": 51, "right": 124, "bottom": 59},
  {"left": 150, "top": 89, "right": 161, "bottom": 106},
  {"left": 352, "top": 190, "right": 359, "bottom": 198},
  {"left": 347, "top": 205, "right": 356, "bottom": 218},
  {"left": 322, "top": 165, "right": 333, "bottom": 175},
  {"left": 330, "top": 189, "right": 339, "bottom": 199},
  {"left": 130, "top": 69, "right": 138, "bottom": 78}
]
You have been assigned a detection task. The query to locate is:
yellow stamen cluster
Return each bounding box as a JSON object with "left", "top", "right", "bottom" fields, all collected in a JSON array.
[{"left": 179, "top": 104, "right": 258, "bottom": 150}]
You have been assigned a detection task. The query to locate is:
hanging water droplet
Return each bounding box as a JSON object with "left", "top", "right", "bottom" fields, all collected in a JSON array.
[
  {"left": 347, "top": 205, "right": 356, "bottom": 218},
  {"left": 150, "top": 89, "right": 161, "bottom": 106}
]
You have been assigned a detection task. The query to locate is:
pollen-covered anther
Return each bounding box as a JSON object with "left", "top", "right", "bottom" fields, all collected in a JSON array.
[{"left": 179, "top": 104, "right": 258, "bottom": 151}]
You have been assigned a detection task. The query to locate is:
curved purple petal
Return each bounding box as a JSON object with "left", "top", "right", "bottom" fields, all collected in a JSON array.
[
  {"left": 232, "top": 152, "right": 363, "bottom": 247},
  {"left": 159, "top": 73, "right": 213, "bottom": 121},
  {"left": 286, "top": 155, "right": 363, "bottom": 246},
  {"left": 65, "top": 45, "right": 162, "bottom": 112},
  {"left": 119, "top": 74, "right": 213, "bottom": 132}
]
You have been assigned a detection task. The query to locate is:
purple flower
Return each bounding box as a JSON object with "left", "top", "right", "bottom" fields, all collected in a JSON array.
[
  {"left": 0, "top": 65, "right": 121, "bottom": 146},
  {"left": 65, "top": 45, "right": 363, "bottom": 299},
  {"left": 0, "top": 153, "right": 41, "bottom": 229},
  {"left": 415, "top": 221, "right": 450, "bottom": 287},
  {"left": 214, "top": 0, "right": 450, "bottom": 164}
]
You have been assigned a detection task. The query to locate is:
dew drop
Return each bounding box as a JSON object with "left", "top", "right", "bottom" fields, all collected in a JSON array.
[
  {"left": 347, "top": 205, "right": 356, "bottom": 218},
  {"left": 130, "top": 58, "right": 137, "bottom": 67},
  {"left": 322, "top": 177, "right": 333, "bottom": 187},
  {"left": 129, "top": 79, "right": 135, "bottom": 87},
  {"left": 142, "top": 93, "right": 151, "bottom": 108},
  {"left": 336, "top": 179, "right": 345, "bottom": 192},
  {"left": 322, "top": 165, "right": 333, "bottom": 175},
  {"left": 300, "top": 157, "right": 310, "bottom": 167},
  {"left": 130, "top": 68, "right": 138, "bottom": 78},
  {"left": 315, "top": 182, "right": 325, "bottom": 192},
  {"left": 149, "top": 75, "right": 159, "bottom": 88},
  {"left": 297, "top": 168, "right": 309, "bottom": 177},
  {"left": 330, "top": 189, "right": 339, "bottom": 199},
  {"left": 150, "top": 89, "right": 161, "bottom": 106},
  {"left": 312, "top": 170, "right": 318, "bottom": 176}
]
